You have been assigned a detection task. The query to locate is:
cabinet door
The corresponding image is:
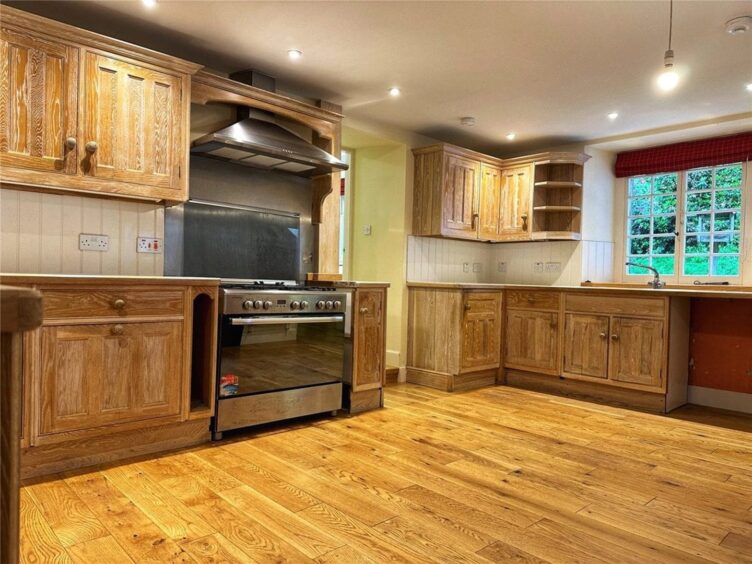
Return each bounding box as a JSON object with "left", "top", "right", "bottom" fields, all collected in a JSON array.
[
  {"left": 499, "top": 165, "right": 532, "bottom": 240},
  {"left": 609, "top": 317, "right": 664, "bottom": 388},
  {"left": 442, "top": 155, "right": 480, "bottom": 238},
  {"left": 0, "top": 27, "right": 78, "bottom": 174},
  {"left": 82, "top": 52, "right": 182, "bottom": 190},
  {"left": 39, "top": 321, "right": 182, "bottom": 436},
  {"left": 563, "top": 314, "right": 609, "bottom": 379},
  {"left": 461, "top": 292, "right": 501, "bottom": 372},
  {"left": 504, "top": 309, "right": 559, "bottom": 373},
  {"left": 353, "top": 290, "right": 385, "bottom": 391},
  {"left": 478, "top": 164, "right": 502, "bottom": 241}
]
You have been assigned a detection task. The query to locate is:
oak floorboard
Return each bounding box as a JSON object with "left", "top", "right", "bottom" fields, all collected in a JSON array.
[{"left": 18, "top": 384, "right": 752, "bottom": 563}]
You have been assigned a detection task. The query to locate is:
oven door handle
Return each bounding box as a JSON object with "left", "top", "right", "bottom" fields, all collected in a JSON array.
[{"left": 230, "top": 316, "right": 344, "bottom": 326}]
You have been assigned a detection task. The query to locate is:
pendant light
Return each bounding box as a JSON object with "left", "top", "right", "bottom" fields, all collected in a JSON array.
[{"left": 657, "top": 0, "right": 680, "bottom": 91}]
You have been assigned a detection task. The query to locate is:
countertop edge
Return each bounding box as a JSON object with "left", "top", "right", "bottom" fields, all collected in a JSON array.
[{"left": 0, "top": 274, "right": 221, "bottom": 286}]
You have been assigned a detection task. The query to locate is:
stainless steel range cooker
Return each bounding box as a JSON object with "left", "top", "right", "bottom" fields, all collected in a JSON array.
[{"left": 212, "top": 280, "right": 351, "bottom": 439}]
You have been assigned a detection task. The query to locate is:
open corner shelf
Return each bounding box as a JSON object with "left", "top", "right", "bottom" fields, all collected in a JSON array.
[
  {"left": 531, "top": 231, "right": 582, "bottom": 241},
  {"left": 533, "top": 205, "right": 581, "bottom": 212},
  {"left": 531, "top": 159, "right": 585, "bottom": 241},
  {"left": 534, "top": 180, "right": 583, "bottom": 189}
]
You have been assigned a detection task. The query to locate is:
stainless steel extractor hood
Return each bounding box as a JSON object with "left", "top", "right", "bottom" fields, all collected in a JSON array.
[{"left": 191, "top": 116, "right": 348, "bottom": 177}]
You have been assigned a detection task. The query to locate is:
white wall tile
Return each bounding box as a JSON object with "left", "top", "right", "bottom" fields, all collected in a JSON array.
[{"left": 0, "top": 188, "right": 165, "bottom": 276}]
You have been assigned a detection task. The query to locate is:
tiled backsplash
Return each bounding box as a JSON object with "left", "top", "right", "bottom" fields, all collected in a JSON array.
[
  {"left": 406, "top": 236, "right": 614, "bottom": 286},
  {"left": 0, "top": 189, "right": 164, "bottom": 276}
]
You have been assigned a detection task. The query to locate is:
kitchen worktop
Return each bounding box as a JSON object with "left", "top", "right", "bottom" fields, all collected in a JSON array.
[
  {"left": 407, "top": 280, "right": 752, "bottom": 299},
  {"left": 0, "top": 274, "right": 220, "bottom": 286},
  {"left": 313, "top": 280, "right": 391, "bottom": 288}
]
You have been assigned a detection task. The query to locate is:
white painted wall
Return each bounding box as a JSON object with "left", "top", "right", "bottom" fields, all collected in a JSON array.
[{"left": 0, "top": 189, "right": 164, "bottom": 276}]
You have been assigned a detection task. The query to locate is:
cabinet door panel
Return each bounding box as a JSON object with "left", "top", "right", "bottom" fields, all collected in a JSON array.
[
  {"left": 478, "top": 164, "right": 502, "bottom": 241},
  {"left": 499, "top": 165, "right": 532, "bottom": 240},
  {"left": 138, "top": 323, "right": 181, "bottom": 413},
  {"left": 442, "top": 155, "right": 480, "bottom": 238},
  {"left": 504, "top": 309, "right": 559, "bottom": 373},
  {"left": 563, "top": 314, "right": 609, "bottom": 379},
  {"left": 83, "top": 53, "right": 182, "bottom": 189},
  {"left": 461, "top": 292, "right": 501, "bottom": 371},
  {"left": 609, "top": 317, "right": 664, "bottom": 388},
  {"left": 101, "top": 335, "right": 135, "bottom": 412},
  {"left": 0, "top": 27, "right": 78, "bottom": 174},
  {"left": 353, "top": 290, "right": 385, "bottom": 391}
]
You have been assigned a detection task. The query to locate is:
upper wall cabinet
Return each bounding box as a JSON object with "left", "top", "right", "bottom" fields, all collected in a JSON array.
[
  {"left": 412, "top": 143, "right": 589, "bottom": 243},
  {"left": 0, "top": 6, "right": 201, "bottom": 202}
]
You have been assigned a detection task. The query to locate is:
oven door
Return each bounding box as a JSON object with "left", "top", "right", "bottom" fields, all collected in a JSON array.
[{"left": 218, "top": 314, "right": 346, "bottom": 398}]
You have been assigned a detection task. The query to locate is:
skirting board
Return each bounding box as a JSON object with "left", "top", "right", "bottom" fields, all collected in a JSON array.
[{"left": 688, "top": 386, "right": 752, "bottom": 414}]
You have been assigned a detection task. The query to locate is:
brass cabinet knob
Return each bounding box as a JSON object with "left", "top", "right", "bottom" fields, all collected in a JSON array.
[
  {"left": 359, "top": 307, "right": 369, "bottom": 314},
  {"left": 112, "top": 298, "right": 126, "bottom": 309},
  {"left": 65, "top": 137, "right": 77, "bottom": 150},
  {"left": 111, "top": 324, "right": 124, "bottom": 336},
  {"left": 527, "top": 296, "right": 535, "bottom": 303},
  {"left": 599, "top": 332, "right": 607, "bottom": 338},
  {"left": 85, "top": 141, "right": 98, "bottom": 153},
  {"left": 464, "top": 303, "right": 471, "bottom": 310},
  {"left": 610, "top": 334, "right": 619, "bottom": 341}
]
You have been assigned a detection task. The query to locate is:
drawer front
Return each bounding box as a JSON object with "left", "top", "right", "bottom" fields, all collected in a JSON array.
[
  {"left": 43, "top": 288, "right": 184, "bottom": 319},
  {"left": 506, "top": 290, "right": 560, "bottom": 311},
  {"left": 463, "top": 291, "right": 502, "bottom": 314},
  {"left": 565, "top": 294, "right": 665, "bottom": 318}
]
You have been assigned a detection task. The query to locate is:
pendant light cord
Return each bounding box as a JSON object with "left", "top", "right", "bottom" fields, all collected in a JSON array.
[{"left": 668, "top": 0, "right": 673, "bottom": 51}]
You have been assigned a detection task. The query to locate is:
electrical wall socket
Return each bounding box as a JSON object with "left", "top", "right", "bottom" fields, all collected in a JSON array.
[
  {"left": 79, "top": 233, "right": 109, "bottom": 252},
  {"left": 533, "top": 262, "right": 545, "bottom": 273},
  {"left": 462, "top": 262, "right": 470, "bottom": 273},
  {"left": 472, "top": 262, "right": 482, "bottom": 273},
  {"left": 497, "top": 261, "right": 507, "bottom": 273},
  {"left": 545, "top": 262, "right": 561, "bottom": 273},
  {"left": 137, "top": 237, "right": 162, "bottom": 254}
]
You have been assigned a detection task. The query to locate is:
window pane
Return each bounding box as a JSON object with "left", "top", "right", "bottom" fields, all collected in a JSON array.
[
  {"left": 653, "top": 195, "right": 677, "bottom": 215},
  {"left": 713, "top": 211, "right": 740, "bottom": 232},
  {"left": 715, "top": 164, "right": 742, "bottom": 188},
  {"left": 686, "top": 192, "right": 712, "bottom": 212},
  {"left": 627, "top": 256, "right": 650, "bottom": 274},
  {"left": 713, "top": 233, "right": 740, "bottom": 254},
  {"left": 684, "top": 256, "right": 709, "bottom": 276},
  {"left": 652, "top": 236, "right": 675, "bottom": 255},
  {"left": 713, "top": 255, "right": 740, "bottom": 276},
  {"left": 629, "top": 177, "right": 651, "bottom": 196},
  {"left": 686, "top": 213, "right": 711, "bottom": 233},
  {"left": 652, "top": 215, "right": 676, "bottom": 235},
  {"left": 653, "top": 256, "right": 675, "bottom": 275},
  {"left": 629, "top": 218, "right": 651, "bottom": 235},
  {"left": 714, "top": 189, "right": 742, "bottom": 211},
  {"left": 687, "top": 168, "right": 712, "bottom": 191},
  {"left": 629, "top": 237, "right": 650, "bottom": 255},
  {"left": 629, "top": 197, "right": 651, "bottom": 216},
  {"left": 654, "top": 174, "right": 678, "bottom": 194},
  {"left": 685, "top": 235, "right": 710, "bottom": 254}
]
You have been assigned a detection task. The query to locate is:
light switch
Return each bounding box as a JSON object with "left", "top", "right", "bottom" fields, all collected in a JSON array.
[
  {"left": 462, "top": 262, "right": 470, "bottom": 273},
  {"left": 362, "top": 224, "right": 372, "bottom": 236},
  {"left": 79, "top": 234, "right": 109, "bottom": 252},
  {"left": 472, "top": 262, "right": 482, "bottom": 273},
  {"left": 497, "top": 262, "right": 507, "bottom": 273},
  {"left": 533, "top": 262, "right": 545, "bottom": 273}
]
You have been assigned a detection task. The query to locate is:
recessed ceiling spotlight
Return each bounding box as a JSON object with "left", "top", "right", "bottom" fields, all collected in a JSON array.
[
  {"left": 142, "top": 0, "right": 157, "bottom": 7},
  {"left": 388, "top": 87, "right": 401, "bottom": 97},
  {"left": 460, "top": 117, "right": 476, "bottom": 126},
  {"left": 608, "top": 112, "right": 619, "bottom": 120},
  {"left": 725, "top": 16, "right": 752, "bottom": 35},
  {"left": 287, "top": 49, "right": 302, "bottom": 61},
  {"left": 746, "top": 82, "right": 752, "bottom": 92},
  {"left": 506, "top": 132, "right": 516, "bottom": 141}
]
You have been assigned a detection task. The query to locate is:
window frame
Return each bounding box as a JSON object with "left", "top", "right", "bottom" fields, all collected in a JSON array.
[{"left": 617, "top": 162, "right": 750, "bottom": 285}]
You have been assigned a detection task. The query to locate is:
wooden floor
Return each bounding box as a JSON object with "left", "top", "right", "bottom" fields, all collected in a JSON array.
[{"left": 19, "top": 384, "right": 752, "bottom": 563}]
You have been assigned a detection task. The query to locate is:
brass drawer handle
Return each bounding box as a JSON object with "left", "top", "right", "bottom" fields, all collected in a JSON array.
[
  {"left": 359, "top": 307, "right": 369, "bottom": 314},
  {"left": 112, "top": 299, "right": 126, "bottom": 310},
  {"left": 111, "top": 324, "right": 124, "bottom": 336},
  {"left": 527, "top": 296, "right": 535, "bottom": 303},
  {"left": 85, "top": 140, "right": 98, "bottom": 153}
]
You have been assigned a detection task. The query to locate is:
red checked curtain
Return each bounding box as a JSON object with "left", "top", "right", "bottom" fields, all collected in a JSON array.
[{"left": 614, "top": 132, "right": 752, "bottom": 178}]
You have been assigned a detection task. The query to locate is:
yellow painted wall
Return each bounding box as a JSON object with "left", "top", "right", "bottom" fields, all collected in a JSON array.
[{"left": 348, "top": 142, "right": 410, "bottom": 368}]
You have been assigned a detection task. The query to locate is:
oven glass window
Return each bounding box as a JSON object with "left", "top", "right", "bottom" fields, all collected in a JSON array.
[{"left": 219, "top": 316, "right": 345, "bottom": 398}]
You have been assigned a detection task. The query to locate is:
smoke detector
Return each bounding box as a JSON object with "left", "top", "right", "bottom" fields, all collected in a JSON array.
[
  {"left": 460, "top": 117, "right": 476, "bottom": 127},
  {"left": 726, "top": 16, "right": 752, "bottom": 35}
]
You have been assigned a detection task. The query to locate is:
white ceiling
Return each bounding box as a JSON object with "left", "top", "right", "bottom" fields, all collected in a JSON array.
[{"left": 11, "top": 1, "right": 752, "bottom": 155}]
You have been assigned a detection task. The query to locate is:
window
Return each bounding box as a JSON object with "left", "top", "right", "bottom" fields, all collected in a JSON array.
[{"left": 625, "top": 162, "right": 745, "bottom": 280}]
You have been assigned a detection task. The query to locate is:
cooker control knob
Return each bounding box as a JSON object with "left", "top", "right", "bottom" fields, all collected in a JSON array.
[
  {"left": 333, "top": 300, "right": 342, "bottom": 309},
  {"left": 290, "top": 301, "right": 301, "bottom": 310},
  {"left": 242, "top": 300, "right": 253, "bottom": 310},
  {"left": 316, "top": 300, "right": 326, "bottom": 310},
  {"left": 253, "top": 300, "right": 263, "bottom": 309},
  {"left": 301, "top": 301, "right": 309, "bottom": 310},
  {"left": 325, "top": 300, "right": 334, "bottom": 310},
  {"left": 263, "top": 300, "right": 272, "bottom": 310}
]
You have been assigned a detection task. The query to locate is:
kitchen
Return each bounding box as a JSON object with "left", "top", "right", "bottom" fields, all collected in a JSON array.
[{"left": 1, "top": 1, "right": 751, "bottom": 563}]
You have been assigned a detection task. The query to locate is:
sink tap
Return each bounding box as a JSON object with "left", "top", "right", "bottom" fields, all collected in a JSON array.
[{"left": 625, "top": 262, "right": 666, "bottom": 289}]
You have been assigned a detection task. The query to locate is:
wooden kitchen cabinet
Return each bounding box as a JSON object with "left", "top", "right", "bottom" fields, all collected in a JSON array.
[
  {"left": 478, "top": 164, "right": 502, "bottom": 241},
  {"left": 442, "top": 155, "right": 481, "bottom": 238},
  {"left": 0, "top": 6, "right": 200, "bottom": 202},
  {"left": 504, "top": 309, "right": 559, "bottom": 374},
  {"left": 563, "top": 313, "right": 609, "bottom": 379},
  {"left": 608, "top": 317, "right": 664, "bottom": 387},
  {"left": 498, "top": 165, "right": 533, "bottom": 240},
  {"left": 346, "top": 287, "right": 387, "bottom": 413},
  {"left": 407, "top": 286, "right": 502, "bottom": 391},
  {"left": 39, "top": 321, "right": 182, "bottom": 437}
]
